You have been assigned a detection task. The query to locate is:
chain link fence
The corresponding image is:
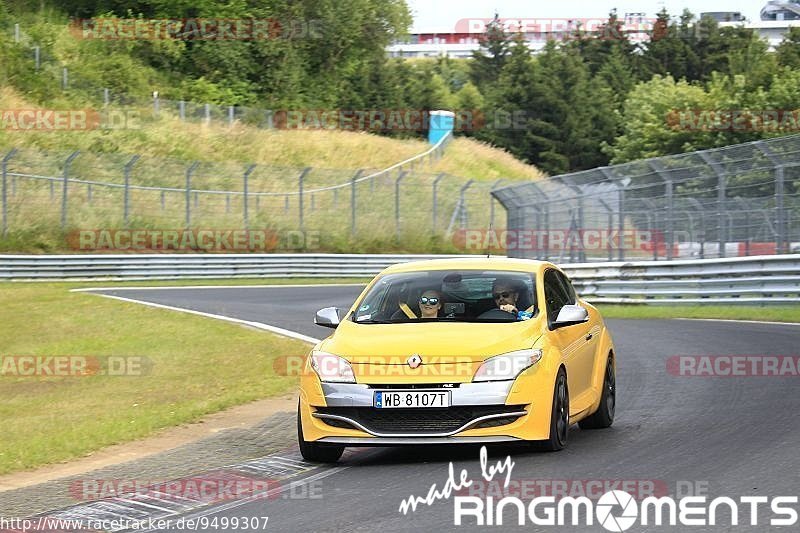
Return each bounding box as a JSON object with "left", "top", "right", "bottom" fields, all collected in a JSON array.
[
  {"left": 0, "top": 23, "right": 509, "bottom": 252},
  {"left": 493, "top": 135, "right": 800, "bottom": 262},
  {"left": 0, "top": 134, "right": 510, "bottom": 251}
]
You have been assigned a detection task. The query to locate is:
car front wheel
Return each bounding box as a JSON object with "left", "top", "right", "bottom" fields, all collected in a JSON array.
[
  {"left": 579, "top": 354, "right": 615, "bottom": 430},
  {"left": 533, "top": 367, "right": 569, "bottom": 451},
  {"left": 297, "top": 403, "right": 344, "bottom": 463}
]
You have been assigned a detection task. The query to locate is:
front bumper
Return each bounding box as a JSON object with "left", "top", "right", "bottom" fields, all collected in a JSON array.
[
  {"left": 317, "top": 435, "right": 523, "bottom": 446},
  {"left": 320, "top": 381, "right": 514, "bottom": 407},
  {"left": 300, "top": 376, "right": 554, "bottom": 443}
]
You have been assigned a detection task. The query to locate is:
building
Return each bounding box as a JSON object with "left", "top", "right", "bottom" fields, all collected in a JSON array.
[
  {"left": 700, "top": 12, "right": 745, "bottom": 22},
  {"left": 761, "top": 1, "right": 800, "bottom": 20},
  {"left": 386, "top": 26, "right": 483, "bottom": 58},
  {"left": 720, "top": 19, "right": 800, "bottom": 49},
  {"left": 386, "top": 14, "right": 651, "bottom": 59},
  {"left": 386, "top": 8, "right": 800, "bottom": 59}
]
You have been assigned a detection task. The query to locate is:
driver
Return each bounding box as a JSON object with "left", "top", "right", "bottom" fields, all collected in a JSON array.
[{"left": 492, "top": 280, "right": 520, "bottom": 315}]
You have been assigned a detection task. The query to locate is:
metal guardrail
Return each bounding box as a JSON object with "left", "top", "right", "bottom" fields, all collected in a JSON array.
[
  {"left": 1, "top": 253, "right": 798, "bottom": 305},
  {"left": 563, "top": 254, "right": 800, "bottom": 305},
  {"left": 0, "top": 254, "right": 476, "bottom": 281}
]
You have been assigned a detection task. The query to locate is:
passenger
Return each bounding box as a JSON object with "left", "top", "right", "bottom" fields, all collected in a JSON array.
[{"left": 419, "top": 290, "right": 443, "bottom": 319}]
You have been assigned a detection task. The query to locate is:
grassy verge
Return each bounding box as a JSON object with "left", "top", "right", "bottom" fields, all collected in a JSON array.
[
  {"left": 597, "top": 304, "right": 800, "bottom": 323},
  {"left": 0, "top": 282, "right": 313, "bottom": 475}
]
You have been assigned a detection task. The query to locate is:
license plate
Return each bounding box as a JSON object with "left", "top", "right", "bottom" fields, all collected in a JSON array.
[{"left": 374, "top": 390, "right": 451, "bottom": 409}]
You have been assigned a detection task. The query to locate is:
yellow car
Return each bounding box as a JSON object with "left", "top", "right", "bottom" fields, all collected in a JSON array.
[{"left": 297, "top": 258, "right": 616, "bottom": 462}]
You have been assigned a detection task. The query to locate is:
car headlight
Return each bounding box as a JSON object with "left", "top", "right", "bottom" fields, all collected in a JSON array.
[
  {"left": 309, "top": 350, "right": 356, "bottom": 383},
  {"left": 473, "top": 349, "right": 543, "bottom": 382}
]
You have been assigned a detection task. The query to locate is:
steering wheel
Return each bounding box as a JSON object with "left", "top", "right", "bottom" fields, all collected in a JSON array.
[{"left": 477, "top": 308, "right": 517, "bottom": 320}]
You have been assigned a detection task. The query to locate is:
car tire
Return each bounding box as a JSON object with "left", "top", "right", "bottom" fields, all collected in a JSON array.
[
  {"left": 579, "top": 355, "right": 615, "bottom": 430},
  {"left": 297, "top": 403, "right": 345, "bottom": 463},
  {"left": 533, "top": 367, "right": 569, "bottom": 452}
]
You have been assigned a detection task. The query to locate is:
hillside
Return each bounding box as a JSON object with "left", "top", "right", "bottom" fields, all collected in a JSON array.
[
  {"left": 0, "top": 88, "right": 541, "bottom": 181},
  {"left": 0, "top": 88, "right": 543, "bottom": 254}
]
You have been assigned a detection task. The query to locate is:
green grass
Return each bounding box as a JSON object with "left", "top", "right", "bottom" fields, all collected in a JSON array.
[
  {"left": 0, "top": 282, "right": 312, "bottom": 475},
  {"left": 597, "top": 304, "right": 800, "bottom": 323}
]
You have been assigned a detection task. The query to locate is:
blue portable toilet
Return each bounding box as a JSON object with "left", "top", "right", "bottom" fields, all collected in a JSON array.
[{"left": 428, "top": 110, "right": 455, "bottom": 145}]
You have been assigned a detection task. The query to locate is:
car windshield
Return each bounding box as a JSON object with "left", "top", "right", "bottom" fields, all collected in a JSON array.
[{"left": 352, "top": 270, "right": 537, "bottom": 324}]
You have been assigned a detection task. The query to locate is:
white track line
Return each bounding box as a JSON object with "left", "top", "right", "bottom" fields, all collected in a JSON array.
[
  {"left": 82, "top": 292, "right": 322, "bottom": 345},
  {"left": 60, "top": 290, "right": 365, "bottom": 531},
  {"left": 673, "top": 318, "right": 800, "bottom": 327}
]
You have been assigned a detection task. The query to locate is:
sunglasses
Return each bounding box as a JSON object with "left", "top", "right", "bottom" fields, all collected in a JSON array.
[
  {"left": 419, "top": 297, "right": 440, "bottom": 305},
  {"left": 493, "top": 291, "right": 514, "bottom": 300}
]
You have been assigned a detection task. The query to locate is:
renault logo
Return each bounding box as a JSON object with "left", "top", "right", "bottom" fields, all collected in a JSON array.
[{"left": 407, "top": 354, "right": 422, "bottom": 369}]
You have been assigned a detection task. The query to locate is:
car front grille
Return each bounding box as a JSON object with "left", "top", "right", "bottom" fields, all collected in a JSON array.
[{"left": 315, "top": 405, "right": 525, "bottom": 435}]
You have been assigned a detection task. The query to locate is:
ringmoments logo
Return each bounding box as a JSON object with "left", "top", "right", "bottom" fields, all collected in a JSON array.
[{"left": 453, "top": 491, "right": 799, "bottom": 529}]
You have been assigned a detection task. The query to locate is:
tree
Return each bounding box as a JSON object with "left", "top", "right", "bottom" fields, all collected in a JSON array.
[
  {"left": 776, "top": 27, "right": 800, "bottom": 69},
  {"left": 480, "top": 35, "right": 546, "bottom": 165},
  {"left": 452, "top": 82, "right": 484, "bottom": 137},
  {"left": 569, "top": 10, "right": 637, "bottom": 76},
  {"left": 724, "top": 28, "right": 775, "bottom": 90},
  {"left": 482, "top": 37, "right": 617, "bottom": 174},
  {"left": 764, "top": 67, "right": 800, "bottom": 138},
  {"left": 470, "top": 14, "right": 512, "bottom": 90},
  {"left": 595, "top": 45, "right": 636, "bottom": 109},
  {"left": 640, "top": 9, "right": 699, "bottom": 82},
  {"left": 605, "top": 75, "right": 713, "bottom": 162}
]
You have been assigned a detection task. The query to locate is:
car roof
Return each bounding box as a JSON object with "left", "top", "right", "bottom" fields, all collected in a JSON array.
[{"left": 381, "top": 257, "right": 558, "bottom": 275}]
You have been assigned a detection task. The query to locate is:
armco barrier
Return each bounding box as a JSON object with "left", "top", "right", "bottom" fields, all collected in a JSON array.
[
  {"left": 0, "top": 254, "right": 476, "bottom": 281},
  {"left": 563, "top": 254, "right": 800, "bottom": 305},
  {"left": 0, "top": 253, "right": 798, "bottom": 305}
]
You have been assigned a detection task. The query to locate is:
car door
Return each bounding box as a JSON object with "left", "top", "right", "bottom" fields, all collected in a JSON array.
[
  {"left": 556, "top": 270, "right": 599, "bottom": 405},
  {"left": 544, "top": 269, "right": 593, "bottom": 404}
]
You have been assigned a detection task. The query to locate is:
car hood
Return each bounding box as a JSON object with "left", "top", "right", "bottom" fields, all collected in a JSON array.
[{"left": 321, "top": 318, "right": 544, "bottom": 364}]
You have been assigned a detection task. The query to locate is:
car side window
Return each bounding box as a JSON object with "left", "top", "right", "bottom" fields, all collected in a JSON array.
[
  {"left": 544, "top": 269, "right": 570, "bottom": 323},
  {"left": 556, "top": 271, "right": 577, "bottom": 305}
]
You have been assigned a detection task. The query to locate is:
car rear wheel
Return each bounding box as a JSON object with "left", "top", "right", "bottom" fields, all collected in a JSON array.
[
  {"left": 579, "top": 354, "right": 615, "bottom": 430},
  {"left": 297, "top": 404, "right": 344, "bottom": 463},
  {"left": 533, "top": 368, "right": 569, "bottom": 451}
]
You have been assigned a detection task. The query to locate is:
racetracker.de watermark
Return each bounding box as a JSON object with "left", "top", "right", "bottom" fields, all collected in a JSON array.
[
  {"left": 457, "top": 479, "right": 672, "bottom": 501},
  {"left": 667, "top": 109, "right": 800, "bottom": 132},
  {"left": 67, "top": 474, "right": 322, "bottom": 503},
  {"left": 667, "top": 355, "right": 800, "bottom": 377},
  {"left": 274, "top": 354, "right": 479, "bottom": 379},
  {"left": 273, "top": 354, "right": 549, "bottom": 380},
  {"left": 1, "top": 516, "right": 270, "bottom": 532},
  {"left": 272, "top": 109, "right": 531, "bottom": 132},
  {"left": 453, "top": 229, "right": 660, "bottom": 252},
  {"left": 454, "top": 17, "right": 655, "bottom": 41},
  {"left": 68, "top": 229, "right": 321, "bottom": 252},
  {"left": 0, "top": 109, "right": 140, "bottom": 131},
  {"left": 69, "top": 18, "right": 322, "bottom": 40},
  {"left": 0, "top": 356, "right": 152, "bottom": 377}
]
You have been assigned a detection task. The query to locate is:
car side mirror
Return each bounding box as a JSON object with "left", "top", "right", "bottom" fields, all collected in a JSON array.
[
  {"left": 315, "top": 307, "right": 343, "bottom": 328},
  {"left": 552, "top": 305, "right": 589, "bottom": 330}
]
